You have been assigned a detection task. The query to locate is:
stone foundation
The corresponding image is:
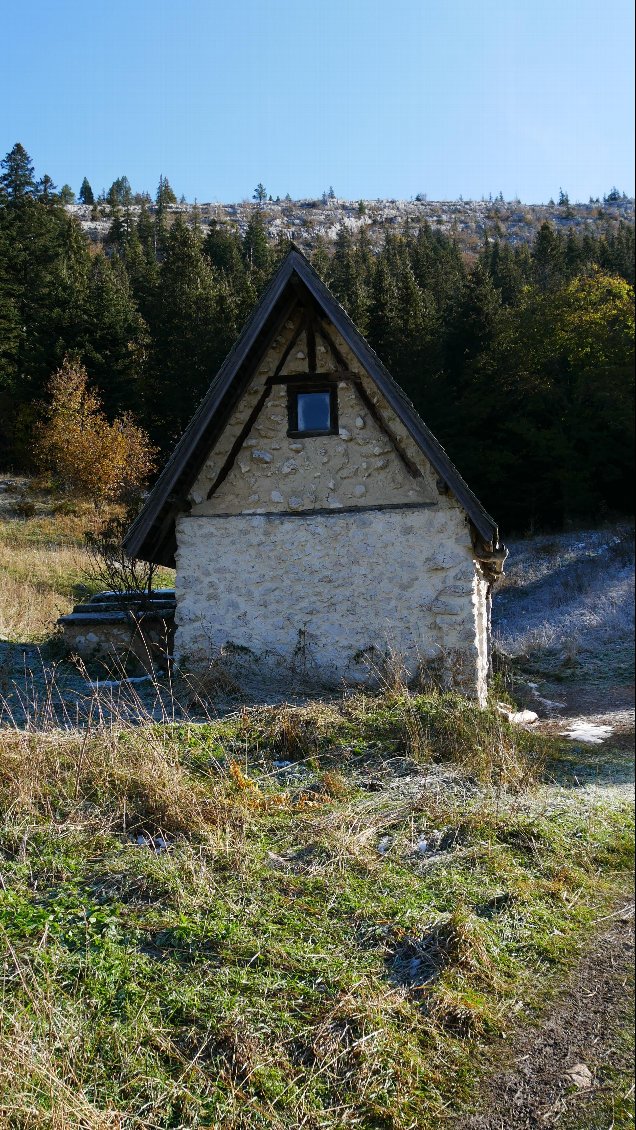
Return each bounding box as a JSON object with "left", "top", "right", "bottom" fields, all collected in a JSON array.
[{"left": 58, "top": 591, "right": 175, "bottom": 669}]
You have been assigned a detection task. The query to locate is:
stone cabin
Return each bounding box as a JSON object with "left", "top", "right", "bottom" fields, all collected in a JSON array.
[{"left": 125, "top": 249, "right": 507, "bottom": 704}]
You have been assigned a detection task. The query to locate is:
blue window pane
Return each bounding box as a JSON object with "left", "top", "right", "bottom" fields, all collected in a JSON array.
[{"left": 297, "top": 391, "right": 331, "bottom": 431}]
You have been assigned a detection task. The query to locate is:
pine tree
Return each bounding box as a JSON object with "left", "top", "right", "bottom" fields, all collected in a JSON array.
[
  {"left": 310, "top": 235, "right": 331, "bottom": 281},
  {"left": 37, "top": 174, "right": 57, "bottom": 203},
  {"left": 367, "top": 255, "right": 399, "bottom": 366},
  {"left": 330, "top": 226, "right": 370, "bottom": 331},
  {"left": 156, "top": 175, "right": 177, "bottom": 211},
  {"left": 242, "top": 211, "right": 272, "bottom": 278},
  {"left": 532, "top": 222, "right": 565, "bottom": 291},
  {"left": 80, "top": 252, "right": 148, "bottom": 419},
  {"left": 79, "top": 177, "right": 94, "bottom": 205},
  {"left": 484, "top": 240, "right": 527, "bottom": 305},
  {"left": 122, "top": 221, "right": 159, "bottom": 322},
  {"left": 107, "top": 176, "right": 133, "bottom": 207},
  {"left": 204, "top": 222, "right": 244, "bottom": 277},
  {"left": 0, "top": 142, "right": 36, "bottom": 204},
  {"left": 146, "top": 218, "right": 221, "bottom": 445}
]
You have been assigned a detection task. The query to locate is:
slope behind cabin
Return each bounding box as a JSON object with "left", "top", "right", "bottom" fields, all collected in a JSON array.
[{"left": 125, "top": 250, "right": 507, "bottom": 703}]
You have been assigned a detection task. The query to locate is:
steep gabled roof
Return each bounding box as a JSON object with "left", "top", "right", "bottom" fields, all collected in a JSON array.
[{"left": 125, "top": 248, "right": 500, "bottom": 567}]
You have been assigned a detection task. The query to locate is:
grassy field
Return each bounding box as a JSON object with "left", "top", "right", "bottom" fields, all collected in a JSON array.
[
  {"left": 0, "top": 483, "right": 174, "bottom": 644},
  {"left": 0, "top": 489, "right": 633, "bottom": 1129}
]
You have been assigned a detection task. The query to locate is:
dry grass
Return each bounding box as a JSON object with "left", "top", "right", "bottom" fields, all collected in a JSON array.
[
  {"left": 0, "top": 540, "right": 92, "bottom": 642},
  {"left": 0, "top": 725, "right": 227, "bottom": 835},
  {"left": 0, "top": 498, "right": 175, "bottom": 644},
  {"left": 0, "top": 689, "right": 632, "bottom": 1129}
]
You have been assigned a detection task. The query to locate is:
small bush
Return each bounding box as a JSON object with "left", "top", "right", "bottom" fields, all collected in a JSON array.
[{"left": 35, "top": 358, "right": 156, "bottom": 508}]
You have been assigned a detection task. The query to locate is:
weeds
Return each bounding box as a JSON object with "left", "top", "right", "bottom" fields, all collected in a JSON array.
[{"left": 0, "top": 688, "right": 632, "bottom": 1127}]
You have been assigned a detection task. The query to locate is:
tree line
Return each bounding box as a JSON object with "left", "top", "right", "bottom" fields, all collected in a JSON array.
[{"left": 1, "top": 143, "right": 633, "bottom": 531}]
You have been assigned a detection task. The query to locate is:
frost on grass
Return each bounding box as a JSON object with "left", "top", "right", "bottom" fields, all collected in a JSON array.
[{"left": 493, "top": 524, "right": 634, "bottom": 677}]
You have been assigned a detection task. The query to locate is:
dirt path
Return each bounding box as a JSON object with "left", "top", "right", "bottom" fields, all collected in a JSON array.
[{"left": 463, "top": 894, "right": 635, "bottom": 1128}]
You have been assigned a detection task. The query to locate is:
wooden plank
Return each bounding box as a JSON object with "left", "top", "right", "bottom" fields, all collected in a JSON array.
[
  {"left": 306, "top": 311, "right": 316, "bottom": 373},
  {"left": 206, "top": 386, "right": 273, "bottom": 500},
  {"left": 266, "top": 370, "right": 360, "bottom": 387},
  {"left": 188, "top": 501, "right": 438, "bottom": 520},
  {"left": 353, "top": 380, "right": 421, "bottom": 479},
  {"left": 272, "top": 307, "right": 306, "bottom": 377}
]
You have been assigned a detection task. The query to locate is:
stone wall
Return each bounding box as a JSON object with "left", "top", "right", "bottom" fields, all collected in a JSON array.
[
  {"left": 58, "top": 594, "right": 175, "bottom": 670},
  {"left": 188, "top": 316, "right": 439, "bottom": 515},
  {"left": 174, "top": 506, "right": 489, "bottom": 702},
  {"left": 176, "top": 307, "right": 491, "bottom": 703}
]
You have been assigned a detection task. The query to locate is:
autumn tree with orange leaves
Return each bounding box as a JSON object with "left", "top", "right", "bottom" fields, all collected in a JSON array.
[{"left": 35, "top": 358, "right": 156, "bottom": 508}]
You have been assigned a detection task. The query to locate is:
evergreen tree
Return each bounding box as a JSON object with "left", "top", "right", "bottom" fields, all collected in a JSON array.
[
  {"left": 80, "top": 253, "right": 148, "bottom": 418},
  {"left": 367, "top": 255, "right": 399, "bottom": 367},
  {"left": 156, "top": 175, "right": 177, "bottom": 210},
  {"left": 78, "top": 177, "right": 94, "bottom": 205},
  {"left": 242, "top": 210, "right": 272, "bottom": 278},
  {"left": 37, "top": 174, "right": 58, "bottom": 202},
  {"left": 330, "top": 226, "right": 370, "bottom": 332},
  {"left": 204, "top": 221, "right": 244, "bottom": 277},
  {"left": 0, "top": 142, "right": 36, "bottom": 204},
  {"left": 310, "top": 235, "right": 331, "bottom": 281},
  {"left": 122, "top": 221, "right": 159, "bottom": 323},
  {"left": 483, "top": 240, "right": 528, "bottom": 305},
  {"left": 107, "top": 176, "right": 133, "bottom": 207},
  {"left": 532, "top": 222, "right": 565, "bottom": 291},
  {"left": 146, "top": 218, "right": 221, "bottom": 446}
]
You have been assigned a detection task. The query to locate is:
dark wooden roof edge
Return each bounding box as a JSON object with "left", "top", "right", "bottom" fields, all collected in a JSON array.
[
  {"left": 125, "top": 248, "right": 501, "bottom": 563},
  {"left": 124, "top": 255, "right": 299, "bottom": 559}
]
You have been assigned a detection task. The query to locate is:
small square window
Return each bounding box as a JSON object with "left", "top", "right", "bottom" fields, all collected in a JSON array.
[{"left": 288, "top": 386, "right": 337, "bottom": 436}]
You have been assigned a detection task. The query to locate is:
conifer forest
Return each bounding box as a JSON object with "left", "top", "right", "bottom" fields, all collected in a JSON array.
[{"left": 1, "top": 142, "right": 633, "bottom": 531}]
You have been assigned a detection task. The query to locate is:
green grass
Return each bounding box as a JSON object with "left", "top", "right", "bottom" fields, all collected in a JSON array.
[{"left": 0, "top": 694, "right": 633, "bottom": 1129}]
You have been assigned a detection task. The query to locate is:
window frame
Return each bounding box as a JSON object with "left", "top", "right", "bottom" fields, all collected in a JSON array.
[{"left": 286, "top": 382, "right": 339, "bottom": 438}]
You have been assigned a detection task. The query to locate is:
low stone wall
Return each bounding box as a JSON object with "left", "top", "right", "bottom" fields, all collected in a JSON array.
[
  {"left": 174, "top": 507, "right": 489, "bottom": 702},
  {"left": 58, "top": 591, "right": 175, "bottom": 669}
]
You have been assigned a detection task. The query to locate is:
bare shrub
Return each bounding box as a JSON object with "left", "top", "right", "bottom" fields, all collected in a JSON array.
[{"left": 84, "top": 514, "right": 157, "bottom": 601}]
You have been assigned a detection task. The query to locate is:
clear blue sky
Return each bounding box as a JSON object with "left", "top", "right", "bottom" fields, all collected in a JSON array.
[{"left": 1, "top": 0, "right": 633, "bottom": 204}]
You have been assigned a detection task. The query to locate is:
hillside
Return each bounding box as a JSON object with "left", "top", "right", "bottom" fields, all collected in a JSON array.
[
  {"left": 67, "top": 193, "right": 635, "bottom": 256},
  {"left": 0, "top": 493, "right": 634, "bottom": 1127}
]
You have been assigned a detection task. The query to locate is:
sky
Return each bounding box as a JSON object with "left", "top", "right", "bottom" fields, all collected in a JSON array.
[{"left": 1, "top": 0, "right": 634, "bottom": 205}]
